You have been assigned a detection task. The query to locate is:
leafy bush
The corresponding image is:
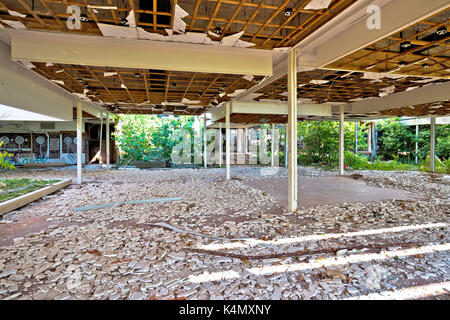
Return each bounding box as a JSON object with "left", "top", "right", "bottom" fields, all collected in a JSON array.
[
  {"left": 344, "top": 151, "right": 417, "bottom": 171},
  {"left": 113, "top": 114, "right": 196, "bottom": 164},
  {"left": 0, "top": 142, "right": 15, "bottom": 170},
  {"left": 377, "top": 119, "right": 450, "bottom": 162},
  {"left": 297, "top": 121, "right": 367, "bottom": 166}
]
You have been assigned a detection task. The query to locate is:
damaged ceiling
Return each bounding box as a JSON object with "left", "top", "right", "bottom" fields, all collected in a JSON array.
[
  {"left": 28, "top": 62, "right": 263, "bottom": 115},
  {"left": 325, "top": 9, "right": 450, "bottom": 79},
  {"left": 0, "top": 1, "right": 448, "bottom": 118},
  {"left": 0, "top": 0, "right": 357, "bottom": 49}
]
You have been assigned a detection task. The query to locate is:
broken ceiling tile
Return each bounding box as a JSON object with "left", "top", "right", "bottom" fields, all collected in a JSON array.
[
  {"left": 221, "top": 31, "right": 245, "bottom": 47},
  {"left": 126, "top": 10, "right": 136, "bottom": 28},
  {"left": 97, "top": 23, "right": 138, "bottom": 39},
  {"left": 227, "top": 89, "right": 247, "bottom": 97},
  {"left": 0, "top": 19, "right": 27, "bottom": 30},
  {"left": 181, "top": 98, "right": 201, "bottom": 105},
  {"left": 310, "top": 80, "right": 330, "bottom": 85},
  {"left": 104, "top": 72, "right": 117, "bottom": 77},
  {"left": 8, "top": 10, "right": 27, "bottom": 18},
  {"left": 173, "top": 4, "right": 189, "bottom": 33},
  {"left": 51, "top": 79, "right": 64, "bottom": 85},
  {"left": 304, "top": 0, "right": 333, "bottom": 10}
]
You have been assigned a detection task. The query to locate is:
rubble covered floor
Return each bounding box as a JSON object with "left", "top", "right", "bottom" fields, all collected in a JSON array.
[{"left": 0, "top": 166, "right": 448, "bottom": 300}]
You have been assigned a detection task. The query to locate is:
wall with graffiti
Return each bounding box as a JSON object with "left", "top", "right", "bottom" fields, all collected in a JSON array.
[{"left": 0, "top": 131, "right": 86, "bottom": 165}]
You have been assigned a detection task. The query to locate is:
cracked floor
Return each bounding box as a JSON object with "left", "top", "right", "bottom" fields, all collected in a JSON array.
[{"left": 0, "top": 166, "right": 449, "bottom": 300}]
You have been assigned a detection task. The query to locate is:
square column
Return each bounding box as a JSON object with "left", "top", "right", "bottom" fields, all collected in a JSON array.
[
  {"left": 226, "top": 103, "right": 231, "bottom": 180},
  {"left": 287, "top": 49, "right": 297, "bottom": 212},
  {"left": 106, "top": 111, "right": 110, "bottom": 169},
  {"left": 219, "top": 123, "right": 223, "bottom": 167},
  {"left": 99, "top": 112, "right": 103, "bottom": 163},
  {"left": 430, "top": 116, "right": 436, "bottom": 172},
  {"left": 203, "top": 113, "right": 207, "bottom": 169},
  {"left": 76, "top": 101, "right": 82, "bottom": 184},
  {"left": 339, "top": 105, "right": 345, "bottom": 175}
]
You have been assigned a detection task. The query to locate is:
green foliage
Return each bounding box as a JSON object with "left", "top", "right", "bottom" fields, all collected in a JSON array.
[
  {"left": 0, "top": 142, "right": 15, "bottom": 170},
  {"left": 113, "top": 114, "right": 196, "bottom": 164},
  {"left": 377, "top": 119, "right": 450, "bottom": 162},
  {"left": 0, "top": 178, "right": 59, "bottom": 202},
  {"left": 419, "top": 156, "right": 450, "bottom": 174},
  {"left": 344, "top": 151, "right": 417, "bottom": 171},
  {"left": 297, "top": 121, "right": 367, "bottom": 166}
]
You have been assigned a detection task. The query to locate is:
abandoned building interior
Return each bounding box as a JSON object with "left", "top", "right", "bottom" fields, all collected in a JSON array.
[{"left": 0, "top": 0, "right": 449, "bottom": 301}]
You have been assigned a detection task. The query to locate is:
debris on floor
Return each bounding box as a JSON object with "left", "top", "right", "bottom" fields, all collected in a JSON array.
[{"left": 0, "top": 166, "right": 448, "bottom": 300}]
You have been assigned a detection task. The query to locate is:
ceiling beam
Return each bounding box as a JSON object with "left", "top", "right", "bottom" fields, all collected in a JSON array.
[
  {"left": 9, "top": 30, "right": 273, "bottom": 76},
  {"left": 350, "top": 81, "right": 450, "bottom": 114},
  {"left": 308, "top": 0, "right": 450, "bottom": 67}
]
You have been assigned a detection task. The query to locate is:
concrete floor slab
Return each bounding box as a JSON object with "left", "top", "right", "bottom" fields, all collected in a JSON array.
[{"left": 243, "top": 176, "right": 413, "bottom": 208}]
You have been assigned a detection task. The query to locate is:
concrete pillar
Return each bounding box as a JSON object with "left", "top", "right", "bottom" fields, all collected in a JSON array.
[
  {"left": 106, "top": 111, "right": 110, "bottom": 169},
  {"left": 367, "top": 122, "right": 372, "bottom": 153},
  {"left": 219, "top": 123, "right": 223, "bottom": 167},
  {"left": 430, "top": 116, "right": 436, "bottom": 172},
  {"left": 244, "top": 128, "right": 248, "bottom": 154},
  {"left": 203, "top": 113, "right": 207, "bottom": 169},
  {"left": 226, "top": 102, "right": 231, "bottom": 180},
  {"left": 271, "top": 124, "right": 275, "bottom": 167},
  {"left": 339, "top": 105, "right": 345, "bottom": 176},
  {"left": 287, "top": 49, "right": 297, "bottom": 212},
  {"left": 415, "top": 124, "right": 419, "bottom": 165},
  {"left": 355, "top": 122, "right": 358, "bottom": 153},
  {"left": 99, "top": 112, "right": 103, "bottom": 163},
  {"left": 284, "top": 125, "right": 288, "bottom": 167},
  {"left": 76, "top": 101, "right": 82, "bottom": 184},
  {"left": 236, "top": 129, "right": 242, "bottom": 153}
]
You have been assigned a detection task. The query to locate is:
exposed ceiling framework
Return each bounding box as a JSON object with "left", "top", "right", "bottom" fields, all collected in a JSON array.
[
  {"left": 29, "top": 62, "right": 262, "bottom": 115},
  {"left": 379, "top": 101, "right": 450, "bottom": 117},
  {"left": 325, "top": 8, "right": 450, "bottom": 78},
  {"left": 254, "top": 69, "right": 449, "bottom": 104},
  {"left": 0, "top": 0, "right": 357, "bottom": 49},
  {"left": 0, "top": 1, "right": 448, "bottom": 120}
]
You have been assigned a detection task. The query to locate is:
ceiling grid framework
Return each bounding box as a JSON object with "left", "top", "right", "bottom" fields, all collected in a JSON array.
[{"left": 0, "top": 0, "right": 448, "bottom": 118}]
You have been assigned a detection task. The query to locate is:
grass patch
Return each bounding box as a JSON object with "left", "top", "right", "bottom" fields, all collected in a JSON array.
[{"left": 0, "top": 178, "right": 60, "bottom": 203}]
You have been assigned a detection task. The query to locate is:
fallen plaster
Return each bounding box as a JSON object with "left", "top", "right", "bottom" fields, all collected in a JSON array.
[
  {"left": 96, "top": 7, "right": 255, "bottom": 48},
  {"left": 0, "top": 167, "right": 448, "bottom": 300}
]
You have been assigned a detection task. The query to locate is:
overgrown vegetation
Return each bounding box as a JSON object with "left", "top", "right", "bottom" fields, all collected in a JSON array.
[
  {"left": 113, "top": 115, "right": 449, "bottom": 173},
  {"left": 0, "top": 142, "right": 15, "bottom": 170},
  {"left": 296, "top": 121, "right": 367, "bottom": 166},
  {"left": 376, "top": 118, "right": 450, "bottom": 163},
  {"left": 0, "top": 178, "right": 60, "bottom": 202},
  {"left": 113, "top": 114, "right": 197, "bottom": 165}
]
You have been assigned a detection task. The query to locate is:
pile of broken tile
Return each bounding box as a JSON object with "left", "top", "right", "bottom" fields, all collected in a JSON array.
[{"left": 0, "top": 166, "right": 448, "bottom": 300}]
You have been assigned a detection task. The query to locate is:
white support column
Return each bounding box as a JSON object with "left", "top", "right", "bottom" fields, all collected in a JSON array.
[
  {"left": 339, "top": 105, "right": 345, "bottom": 176},
  {"left": 355, "top": 122, "right": 358, "bottom": 153},
  {"left": 415, "top": 124, "right": 419, "bottom": 165},
  {"left": 76, "top": 101, "right": 82, "bottom": 184},
  {"left": 244, "top": 128, "right": 248, "bottom": 154},
  {"left": 226, "top": 103, "right": 231, "bottom": 180},
  {"left": 430, "top": 116, "right": 436, "bottom": 173},
  {"left": 271, "top": 124, "right": 275, "bottom": 167},
  {"left": 219, "top": 123, "right": 223, "bottom": 168},
  {"left": 203, "top": 113, "right": 207, "bottom": 169},
  {"left": 287, "top": 49, "right": 297, "bottom": 212},
  {"left": 106, "top": 111, "right": 110, "bottom": 169},
  {"left": 284, "top": 125, "right": 288, "bottom": 167},
  {"left": 367, "top": 122, "right": 372, "bottom": 154},
  {"left": 99, "top": 112, "right": 103, "bottom": 164}
]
